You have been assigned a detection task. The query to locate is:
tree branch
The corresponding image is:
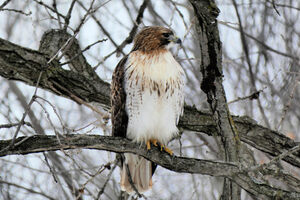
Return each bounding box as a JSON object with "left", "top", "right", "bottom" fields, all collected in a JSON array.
[
  {"left": 0, "top": 37, "right": 110, "bottom": 108},
  {"left": 0, "top": 134, "right": 238, "bottom": 175},
  {"left": 0, "top": 134, "right": 300, "bottom": 200}
]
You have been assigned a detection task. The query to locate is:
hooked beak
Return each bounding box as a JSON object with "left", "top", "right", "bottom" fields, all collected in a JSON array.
[{"left": 169, "top": 35, "right": 182, "bottom": 44}]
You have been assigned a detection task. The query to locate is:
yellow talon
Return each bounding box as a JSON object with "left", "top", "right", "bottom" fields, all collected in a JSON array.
[
  {"left": 147, "top": 140, "right": 151, "bottom": 150},
  {"left": 151, "top": 139, "right": 158, "bottom": 146},
  {"left": 147, "top": 139, "right": 158, "bottom": 150},
  {"left": 147, "top": 140, "right": 173, "bottom": 155},
  {"left": 164, "top": 147, "right": 173, "bottom": 155},
  {"left": 160, "top": 144, "right": 173, "bottom": 155}
]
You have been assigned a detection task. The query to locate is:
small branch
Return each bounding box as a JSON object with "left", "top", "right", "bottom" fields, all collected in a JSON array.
[
  {"left": 91, "top": 0, "right": 149, "bottom": 71},
  {"left": 271, "top": 0, "right": 281, "bottom": 15},
  {"left": 77, "top": 0, "right": 125, "bottom": 57},
  {"left": 115, "top": 0, "right": 149, "bottom": 56},
  {"left": 219, "top": 22, "right": 298, "bottom": 60},
  {"left": 0, "top": 121, "right": 32, "bottom": 129},
  {"left": 33, "top": 0, "right": 65, "bottom": 18},
  {"left": 0, "top": 8, "right": 32, "bottom": 16},
  {"left": 43, "top": 152, "right": 58, "bottom": 183},
  {"left": 52, "top": 0, "right": 63, "bottom": 28},
  {"left": 250, "top": 144, "right": 300, "bottom": 172},
  {"left": 0, "top": 0, "right": 11, "bottom": 9},
  {"left": 76, "top": 161, "right": 112, "bottom": 200},
  {"left": 228, "top": 90, "right": 261, "bottom": 104},
  {"left": 96, "top": 160, "right": 118, "bottom": 199},
  {"left": 60, "top": 38, "right": 108, "bottom": 66},
  {"left": 63, "top": 0, "right": 77, "bottom": 30}
]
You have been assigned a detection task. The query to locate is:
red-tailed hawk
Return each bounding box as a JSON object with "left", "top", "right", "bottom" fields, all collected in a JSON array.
[{"left": 111, "top": 26, "right": 185, "bottom": 194}]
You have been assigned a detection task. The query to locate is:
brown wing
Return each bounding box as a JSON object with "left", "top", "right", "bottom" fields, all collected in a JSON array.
[{"left": 111, "top": 56, "right": 128, "bottom": 137}]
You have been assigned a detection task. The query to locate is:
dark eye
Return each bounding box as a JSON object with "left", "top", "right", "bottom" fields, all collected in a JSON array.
[{"left": 162, "top": 32, "right": 172, "bottom": 37}]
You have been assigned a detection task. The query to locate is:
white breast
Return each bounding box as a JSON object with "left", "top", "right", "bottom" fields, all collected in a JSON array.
[{"left": 124, "top": 51, "right": 185, "bottom": 145}]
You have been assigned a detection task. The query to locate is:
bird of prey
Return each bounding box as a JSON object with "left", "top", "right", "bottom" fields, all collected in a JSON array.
[{"left": 111, "top": 26, "right": 185, "bottom": 194}]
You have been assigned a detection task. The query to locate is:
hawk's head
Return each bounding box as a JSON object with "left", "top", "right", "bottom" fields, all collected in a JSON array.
[{"left": 132, "top": 26, "right": 181, "bottom": 53}]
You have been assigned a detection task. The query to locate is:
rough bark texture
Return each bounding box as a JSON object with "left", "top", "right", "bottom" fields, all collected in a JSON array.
[{"left": 0, "top": 36, "right": 110, "bottom": 108}]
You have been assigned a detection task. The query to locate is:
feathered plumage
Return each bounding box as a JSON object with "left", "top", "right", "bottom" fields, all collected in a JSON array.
[{"left": 111, "top": 26, "right": 185, "bottom": 194}]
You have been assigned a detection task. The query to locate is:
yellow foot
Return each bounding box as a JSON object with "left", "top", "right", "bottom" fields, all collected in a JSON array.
[
  {"left": 151, "top": 139, "right": 158, "bottom": 147},
  {"left": 160, "top": 145, "right": 173, "bottom": 155},
  {"left": 147, "top": 139, "right": 159, "bottom": 150},
  {"left": 147, "top": 140, "right": 151, "bottom": 150}
]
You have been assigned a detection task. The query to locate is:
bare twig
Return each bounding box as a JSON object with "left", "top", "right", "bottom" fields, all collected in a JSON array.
[
  {"left": 63, "top": 0, "right": 77, "bottom": 30},
  {"left": 72, "top": 119, "right": 98, "bottom": 132},
  {"left": 35, "top": 100, "right": 62, "bottom": 140},
  {"left": 266, "top": 0, "right": 300, "bottom": 11},
  {"left": 0, "top": 122, "right": 32, "bottom": 129},
  {"left": 96, "top": 160, "right": 118, "bottom": 200},
  {"left": 60, "top": 38, "right": 108, "bottom": 66},
  {"left": 0, "top": 0, "right": 11, "bottom": 9},
  {"left": 219, "top": 21, "right": 298, "bottom": 60},
  {"left": 228, "top": 90, "right": 261, "bottom": 104},
  {"left": 77, "top": 1, "right": 125, "bottom": 58},
  {"left": 113, "top": 0, "right": 149, "bottom": 57},
  {"left": 250, "top": 144, "right": 300, "bottom": 172},
  {"left": 76, "top": 162, "right": 112, "bottom": 200},
  {"left": 43, "top": 152, "right": 58, "bottom": 183},
  {"left": 35, "top": 96, "right": 68, "bottom": 134},
  {"left": 271, "top": 0, "right": 281, "bottom": 15},
  {"left": 33, "top": 0, "right": 65, "bottom": 18},
  {"left": 51, "top": 80, "right": 108, "bottom": 117},
  {"left": 0, "top": 8, "right": 32, "bottom": 16},
  {"left": 52, "top": 0, "right": 63, "bottom": 28},
  {"left": 92, "top": 0, "right": 149, "bottom": 71}
]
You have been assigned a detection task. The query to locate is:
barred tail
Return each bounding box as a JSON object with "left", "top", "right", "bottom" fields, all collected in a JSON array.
[{"left": 120, "top": 153, "right": 152, "bottom": 194}]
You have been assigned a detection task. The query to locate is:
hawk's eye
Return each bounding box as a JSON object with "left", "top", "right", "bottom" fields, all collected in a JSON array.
[{"left": 162, "top": 32, "right": 172, "bottom": 38}]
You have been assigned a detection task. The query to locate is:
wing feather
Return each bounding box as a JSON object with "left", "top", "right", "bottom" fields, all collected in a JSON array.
[{"left": 111, "top": 56, "right": 129, "bottom": 137}]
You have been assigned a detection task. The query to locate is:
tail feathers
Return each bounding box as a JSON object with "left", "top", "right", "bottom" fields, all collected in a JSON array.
[{"left": 121, "top": 153, "right": 152, "bottom": 194}]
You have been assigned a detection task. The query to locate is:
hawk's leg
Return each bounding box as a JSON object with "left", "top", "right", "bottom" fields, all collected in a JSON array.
[{"left": 146, "top": 139, "right": 158, "bottom": 150}]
